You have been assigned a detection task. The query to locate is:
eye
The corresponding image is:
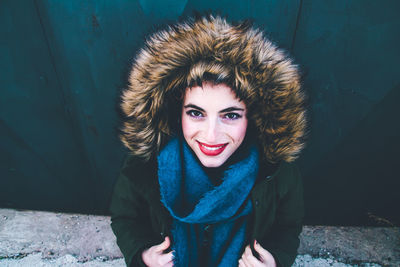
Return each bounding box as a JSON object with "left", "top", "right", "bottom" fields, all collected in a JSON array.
[
  {"left": 186, "top": 110, "right": 203, "bottom": 118},
  {"left": 223, "top": 113, "right": 242, "bottom": 120}
]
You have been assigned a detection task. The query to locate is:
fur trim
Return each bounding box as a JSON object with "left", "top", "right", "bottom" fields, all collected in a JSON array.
[{"left": 120, "top": 16, "right": 307, "bottom": 163}]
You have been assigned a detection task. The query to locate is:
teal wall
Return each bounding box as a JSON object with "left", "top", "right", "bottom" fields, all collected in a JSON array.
[{"left": 1, "top": 0, "right": 399, "bottom": 226}]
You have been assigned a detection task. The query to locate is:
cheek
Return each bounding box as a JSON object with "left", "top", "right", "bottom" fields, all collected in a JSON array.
[
  {"left": 181, "top": 115, "right": 194, "bottom": 138},
  {"left": 231, "top": 120, "right": 248, "bottom": 142}
]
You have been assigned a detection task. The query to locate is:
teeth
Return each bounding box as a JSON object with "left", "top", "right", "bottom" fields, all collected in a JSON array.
[{"left": 201, "top": 144, "right": 224, "bottom": 150}]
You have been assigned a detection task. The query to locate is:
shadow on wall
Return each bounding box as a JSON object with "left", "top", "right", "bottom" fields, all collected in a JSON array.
[{"left": 304, "top": 84, "right": 400, "bottom": 226}]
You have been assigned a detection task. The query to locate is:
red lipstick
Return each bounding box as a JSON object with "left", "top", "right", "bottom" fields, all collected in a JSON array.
[{"left": 197, "top": 141, "right": 228, "bottom": 156}]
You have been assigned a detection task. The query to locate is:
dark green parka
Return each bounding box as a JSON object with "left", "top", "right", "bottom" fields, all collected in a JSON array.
[
  {"left": 110, "top": 155, "right": 304, "bottom": 267},
  {"left": 111, "top": 16, "right": 307, "bottom": 267}
]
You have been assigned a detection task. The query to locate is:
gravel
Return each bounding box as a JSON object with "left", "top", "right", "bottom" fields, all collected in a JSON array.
[{"left": 0, "top": 209, "right": 398, "bottom": 266}]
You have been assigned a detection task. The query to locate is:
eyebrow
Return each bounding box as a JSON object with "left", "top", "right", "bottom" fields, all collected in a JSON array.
[{"left": 183, "top": 104, "right": 245, "bottom": 113}]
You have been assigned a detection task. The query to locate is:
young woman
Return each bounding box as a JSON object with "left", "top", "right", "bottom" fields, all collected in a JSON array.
[{"left": 110, "top": 16, "right": 307, "bottom": 267}]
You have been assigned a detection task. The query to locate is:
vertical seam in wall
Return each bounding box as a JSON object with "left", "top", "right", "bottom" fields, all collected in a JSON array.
[
  {"left": 33, "top": 0, "right": 98, "bottom": 211},
  {"left": 33, "top": 0, "right": 69, "bottom": 116},
  {"left": 290, "top": 0, "right": 303, "bottom": 52}
]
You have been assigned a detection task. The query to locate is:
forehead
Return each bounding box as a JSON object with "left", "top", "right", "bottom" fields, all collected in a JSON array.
[{"left": 183, "top": 82, "right": 246, "bottom": 108}]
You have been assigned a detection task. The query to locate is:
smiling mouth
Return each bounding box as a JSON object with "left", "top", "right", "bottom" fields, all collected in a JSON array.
[{"left": 197, "top": 141, "right": 228, "bottom": 156}]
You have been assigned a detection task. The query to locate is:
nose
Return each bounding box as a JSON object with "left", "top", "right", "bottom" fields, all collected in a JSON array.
[{"left": 205, "top": 117, "right": 219, "bottom": 143}]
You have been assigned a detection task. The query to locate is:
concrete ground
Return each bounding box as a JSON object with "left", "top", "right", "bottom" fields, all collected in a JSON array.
[{"left": 0, "top": 209, "right": 398, "bottom": 266}]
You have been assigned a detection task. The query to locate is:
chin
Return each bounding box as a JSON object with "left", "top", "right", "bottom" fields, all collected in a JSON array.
[
  {"left": 195, "top": 152, "right": 229, "bottom": 168},
  {"left": 199, "top": 159, "right": 224, "bottom": 168}
]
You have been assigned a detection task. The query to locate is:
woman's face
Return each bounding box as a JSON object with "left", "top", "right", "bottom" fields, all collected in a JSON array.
[{"left": 181, "top": 82, "right": 248, "bottom": 167}]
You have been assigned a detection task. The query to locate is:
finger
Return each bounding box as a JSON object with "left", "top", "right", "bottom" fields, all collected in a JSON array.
[
  {"left": 254, "top": 240, "right": 268, "bottom": 255},
  {"left": 254, "top": 240, "right": 275, "bottom": 264},
  {"left": 159, "top": 251, "right": 174, "bottom": 265},
  {"left": 244, "top": 245, "right": 253, "bottom": 258},
  {"left": 155, "top": 236, "right": 171, "bottom": 252},
  {"left": 241, "top": 247, "right": 254, "bottom": 267},
  {"left": 244, "top": 245, "right": 263, "bottom": 266},
  {"left": 238, "top": 258, "right": 247, "bottom": 267},
  {"left": 163, "top": 251, "right": 175, "bottom": 267}
]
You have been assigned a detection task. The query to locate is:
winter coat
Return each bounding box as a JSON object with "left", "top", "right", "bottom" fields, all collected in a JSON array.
[
  {"left": 110, "top": 15, "right": 307, "bottom": 267},
  {"left": 110, "top": 156, "right": 304, "bottom": 267}
]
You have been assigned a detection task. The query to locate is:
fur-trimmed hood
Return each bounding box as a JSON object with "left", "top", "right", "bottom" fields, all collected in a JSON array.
[{"left": 120, "top": 15, "right": 307, "bottom": 163}]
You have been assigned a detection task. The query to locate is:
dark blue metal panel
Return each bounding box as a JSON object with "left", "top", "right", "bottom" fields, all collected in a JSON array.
[
  {"left": 0, "top": 0, "right": 95, "bottom": 211},
  {"left": 305, "top": 84, "right": 400, "bottom": 226},
  {"left": 32, "top": 0, "right": 149, "bottom": 212},
  {"left": 183, "top": 0, "right": 300, "bottom": 48},
  {"left": 293, "top": 0, "right": 400, "bottom": 163},
  {"left": 139, "top": 0, "right": 188, "bottom": 20},
  {"left": 292, "top": 0, "right": 400, "bottom": 225}
]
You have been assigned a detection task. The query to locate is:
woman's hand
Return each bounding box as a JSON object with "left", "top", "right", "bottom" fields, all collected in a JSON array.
[
  {"left": 142, "top": 236, "right": 174, "bottom": 267},
  {"left": 238, "top": 240, "right": 277, "bottom": 267}
]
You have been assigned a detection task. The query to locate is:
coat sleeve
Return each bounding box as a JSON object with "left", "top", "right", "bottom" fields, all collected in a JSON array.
[
  {"left": 109, "top": 155, "right": 160, "bottom": 267},
  {"left": 259, "top": 163, "right": 304, "bottom": 267}
]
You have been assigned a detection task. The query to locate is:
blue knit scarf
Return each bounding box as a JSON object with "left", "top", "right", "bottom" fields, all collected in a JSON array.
[{"left": 158, "top": 138, "right": 259, "bottom": 267}]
